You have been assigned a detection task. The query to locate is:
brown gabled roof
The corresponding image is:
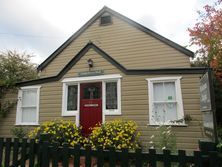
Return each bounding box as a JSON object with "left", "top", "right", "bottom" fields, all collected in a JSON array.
[
  {"left": 18, "top": 42, "right": 206, "bottom": 87},
  {"left": 37, "top": 6, "right": 194, "bottom": 71}
]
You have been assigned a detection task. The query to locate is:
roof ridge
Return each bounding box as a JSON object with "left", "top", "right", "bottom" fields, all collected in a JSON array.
[{"left": 37, "top": 6, "right": 194, "bottom": 72}]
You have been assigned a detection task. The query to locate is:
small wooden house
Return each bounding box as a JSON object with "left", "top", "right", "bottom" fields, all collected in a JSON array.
[{"left": 1, "top": 7, "right": 207, "bottom": 151}]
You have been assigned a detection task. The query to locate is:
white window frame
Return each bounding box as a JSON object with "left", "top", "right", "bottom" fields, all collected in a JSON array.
[
  {"left": 103, "top": 79, "right": 121, "bottom": 115},
  {"left": 62, "top": 83, "right": 80, "bottom": 117},
  {"left": 16, "top": 86, "right": 41, "bottom": 125},
  {"left": 146, "top": 77, "right": 184, "bottom": 125},
  {"left": 61, "top": 74, "right": 122, "bottom": 126}
]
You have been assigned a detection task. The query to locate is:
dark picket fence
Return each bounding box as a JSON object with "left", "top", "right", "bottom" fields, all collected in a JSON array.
[{"left": 0, "top": 136, "right": 221, "bottom": 167}]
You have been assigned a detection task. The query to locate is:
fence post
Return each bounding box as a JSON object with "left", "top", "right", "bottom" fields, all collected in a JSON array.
[
  {"left": 29, "top": 139, "right": 35, "bottom": 167},
  {"left": 97, "top": 146, "right": 104, "bottom": 167},
  {"left": 21, "top": 138, "right": 27, "bottom": 167},
  {"left": 51, "top": 142, "right": 59, "bottom": 167},
  {"left": 4, "top": 138, "right": 11, "bottom": 167},
  {"left": 163, "top": 149, "right": 171, "bottom": 167},
  {"left": 149, "top": 149, "right": 157, "bottom": 167},
  {"left": 209, "top": 151, "right": 219, "bottom": 167},
  {"left": 74, "top": 144, "right": 81, "bottom": 167},
  {"left": 194, "top": 151, "right": 202, "bottom": 167},
  {"left": 62, "top": 143, "right": 69, "bottom": 167},
  {"left": 109, "top": 147, "right": 116, "bottom": 167},
  {"left": 121, "top": 148, "right": 128, "bottom": 167},
  {"left": 0, "top": 138, "right": 3, "bottom": 165},
  {"left": 12, "top": 138, "right": 19, "bottom": 166},
  {"left": 85, "top": 145, "right": 92, "bottom": 167},
  {"left": 39, "top": 133, "right": 51, "bottom": 167},
  {"left": 135, "top": 148, "right": 142, "bottom": 167},
  {"left": 178, "top": 150, "right": 186, "bottom": 167}
]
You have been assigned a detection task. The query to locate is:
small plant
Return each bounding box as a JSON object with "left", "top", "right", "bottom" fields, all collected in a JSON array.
[
  {"left": 87, "top": 120, "right": 140, "bottom": 150},
  {"left": 217, "top": 126, "right": 222, "bottom": 152},
  {"left": 11, "top": 126, "right": 28, "bottom": 138},
  {"left": 149, "top": 125, "right": 176, "bottom": 152},
  {"left": 28, "top": 119, "right": 83, "bottom": 146}
]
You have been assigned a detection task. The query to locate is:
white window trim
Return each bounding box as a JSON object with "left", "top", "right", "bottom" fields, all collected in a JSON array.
[
  {"left": 146, "top": 77, "right": 185, "bottom": 126},
  {"left": 16, "top": 86, "right": 41, "bottom": 125},
  {"left": 102, "top": 79, "right": 121, "bottom": 116},
  {"left": 61, "top": 74, "right": 122, "bottom": 126},
  {"left": 62, "top": 83, "right": 80, "bottom": 117}
]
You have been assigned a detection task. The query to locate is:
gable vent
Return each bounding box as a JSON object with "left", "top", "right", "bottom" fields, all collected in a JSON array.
[{"left": 100, "top": 15, "right": 112, "bottom": 25}]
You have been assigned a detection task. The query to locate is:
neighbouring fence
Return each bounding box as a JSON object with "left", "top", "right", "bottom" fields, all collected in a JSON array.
[{"left": 0, "top": 136, "right": 221, "bottom": 167}]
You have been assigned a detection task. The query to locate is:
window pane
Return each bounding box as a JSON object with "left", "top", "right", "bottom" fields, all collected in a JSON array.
[
  {"left": 22, "top": 90, "right": 37, "bottom": 106},
  {"left": 106, "top": 82, "right": 117, "bottom": 109},
  {"left": 153, "top": 103, "right": 165, "bottom": 123},
  {"left": 164, "top": 82, "right": 176, "bottom": 101},
  {"left": 83, "top": 86, "right": 100, "bottom": 99},
  {"left": 22, "top": 107, "right": 36, "bottom": 123},
  {"left": 153, "top": 83, "right": 164, "bottom": 101},
  {"left": 165, "top": 103, "right": 177, "bottom": 121},
  {"left": 153, "top": 103, "right": 177, "bottom": 123},
  {"left": 67, "top": 85, "right": 78, "bottom": 110}
]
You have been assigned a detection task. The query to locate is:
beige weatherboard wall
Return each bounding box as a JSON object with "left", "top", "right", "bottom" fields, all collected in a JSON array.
[{"left": 0, "top": 6, "right": 206, "bottom": 151}]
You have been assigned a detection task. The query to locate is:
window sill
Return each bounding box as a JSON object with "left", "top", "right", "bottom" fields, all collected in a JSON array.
[
  {"left": 104, "top": 112, "right": 122, "bottom": 116},
  {"left": 15, "top": 123, "right": 40, "bottom": 126},
  {"left": 147, "top": 123, "right": 188, "bottom": 127},
  {"left": 62, "top": 111, "right": 78, "bottom": 117}
]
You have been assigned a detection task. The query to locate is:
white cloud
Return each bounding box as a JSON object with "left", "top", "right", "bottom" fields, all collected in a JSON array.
[{"left": 0, "top": 0, "right": 213, "bottom": 64}]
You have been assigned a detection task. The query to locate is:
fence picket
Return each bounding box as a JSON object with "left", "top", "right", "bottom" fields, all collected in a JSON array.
[
  {"left": 149, "top": 149, "right": 157, "bottom": 167},
  {"left": 178, "top": 150, "right": 186, "bottom": 167},
  {"left": 85, "top": 145, "right": 91, "bottom": 167},
  {"left": 62, "top": 143, "right": 69, "bottom": 167},
  {"left": 41, "top": 141, "right": 50, "bottom": 167},
  {"left": 4, "top": 138, "right": 11, "bottom": 167},
  {"left": 29, "top": 139, "right": 35, "bottom": 167},
  {"left": 135, "top": 148, "right": 142, "bottom": 167},
  {"left": 209, "top": 151, "right": 218, "bottom": 167},
  {"left": 0, "top": 138, "right": 3, "bottom": 166},
  {"left": 109, "top": 147, "right": 116, "bottom": 167},
  {"left": 21, "top": 138, "right": 27, "bottom": 167},
  {"left": 74, "top": 144, "right": 81, "bottom": 167},
  {"left": 97, "top": 146, "right": 104, "bottom": 167},
  {"left": 0, "top": 137, "right": 220, "bottom": 167},
  {"left": 12, "top": 138, "right": 19, "bottom": 166},
  {"left": 51, "top": 142, "right": 59, "bottom": 167},
  {"left": 194, "top": 151, "right": 202, "bottom": 167},
  {"left": 163, "top": 149, "right": 171, "bottom": 167},
  {"left": 121, "top": 148, "right": 128, "bottom": 167}
]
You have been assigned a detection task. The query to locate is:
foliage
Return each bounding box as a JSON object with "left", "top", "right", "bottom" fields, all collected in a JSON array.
[
  {"left": 0, "top": 100, "right": 16, "bottom": 117},
  {"left": 149, "top": 125, "right": 176, "bottom": 152},
  {"left": 189, "top": 0, "right": 222, "bottom": 125},
  {"left": 217, "top": 126, "right": 222, "bottom": 151},
  {"left": 0, "top": 50, "right": 38, "bottom": 88},
  {"left": 28, "top": 120, "right": 83, "bottom": 146},
  {"left": 188, "top": 0, "right": 222, "bottom": 68},
  {"left": 0, "top": 50, "right": 38, "bottom": 117},
  {"left": 86, "top": 120, "right": 140, "bottom": 150},
  {"left": 11, "top": 126, "right": 29, "bottom": 138}
]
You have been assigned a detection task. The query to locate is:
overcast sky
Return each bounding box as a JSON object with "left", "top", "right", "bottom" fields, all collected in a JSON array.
[{"left": 0, "top": 0, "right": 213, "bottom": 64}]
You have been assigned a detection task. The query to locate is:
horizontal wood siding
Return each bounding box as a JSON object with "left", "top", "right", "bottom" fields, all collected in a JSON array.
[
  {"left": 41, "top": 15, "right": 190, "bottom": 77},
  {"left": 0, "top": 48, "right": 202, "bottom": 152}
]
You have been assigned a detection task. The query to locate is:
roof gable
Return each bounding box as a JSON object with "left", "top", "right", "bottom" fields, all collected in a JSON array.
[
  {"left": 18, "top": 42, "right": 206, "bottom": 87},
  {"left": 37, "top": 6, "right": 193, "bottom": 71}
]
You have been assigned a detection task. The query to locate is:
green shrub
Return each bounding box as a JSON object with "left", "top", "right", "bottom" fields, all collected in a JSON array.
[
  {"left": 28, "top": 119, "right": 83, "bottom": 146},
  {"left": 86, "top": 120, "right": 140, "bottom": 150},
  {"left": 149, "top": 125, "right": 176, "bottom": 152}
]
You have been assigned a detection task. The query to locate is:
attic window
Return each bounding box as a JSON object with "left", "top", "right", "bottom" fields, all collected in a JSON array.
[{"left": 100, "top": 15, "right": 112, "bottom": 25}]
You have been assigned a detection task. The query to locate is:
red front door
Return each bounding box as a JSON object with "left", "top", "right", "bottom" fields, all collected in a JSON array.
[{"left": 80, "top": 82, "right": 102, "bottom": 135}]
